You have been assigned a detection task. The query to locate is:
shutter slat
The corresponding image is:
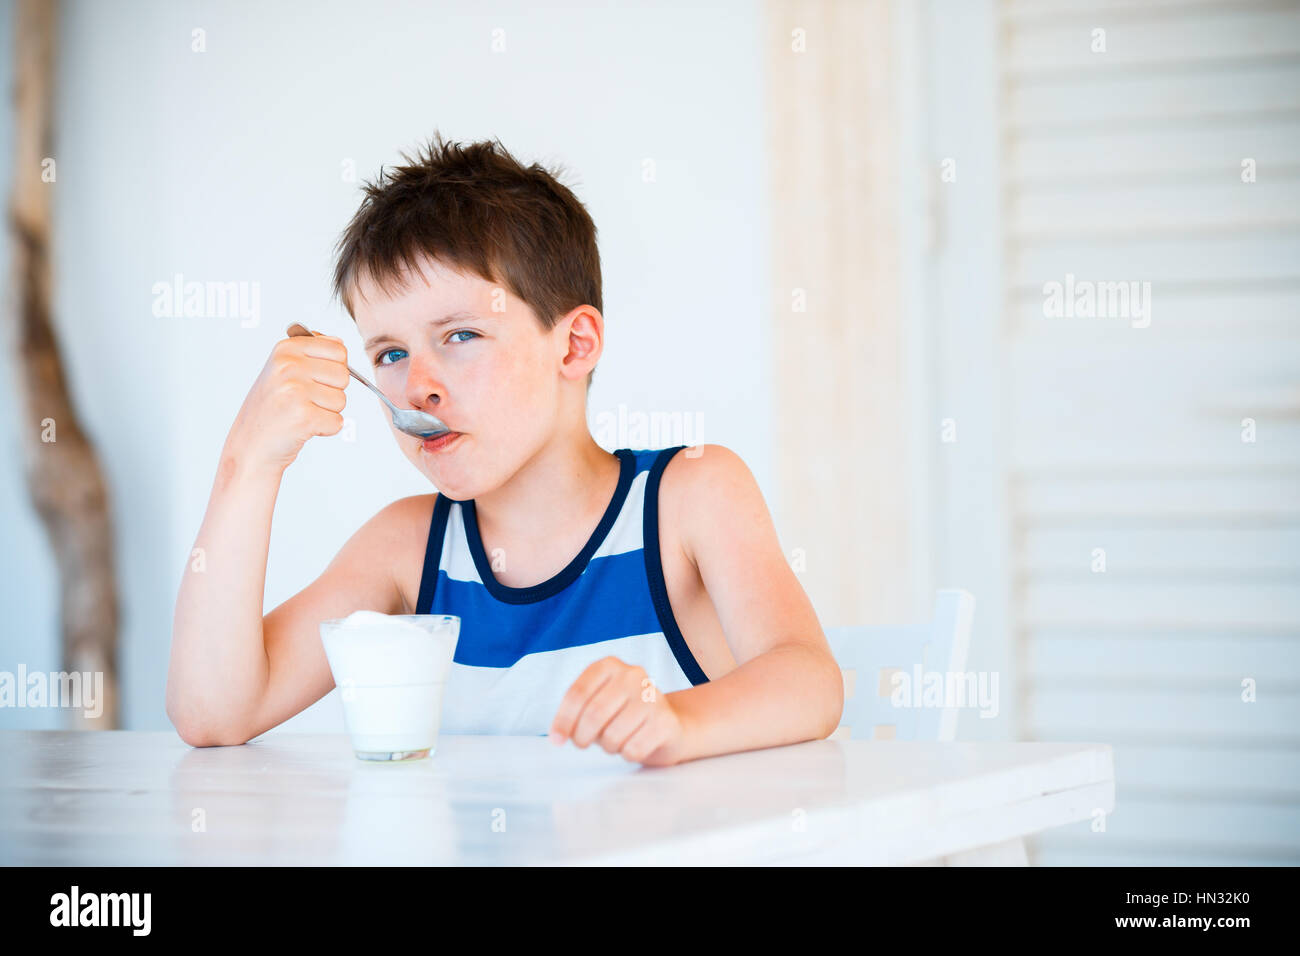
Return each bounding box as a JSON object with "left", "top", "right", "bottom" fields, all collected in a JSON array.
[{"left": 1006, "top": 8, "right": 1300, "bottom": 74}]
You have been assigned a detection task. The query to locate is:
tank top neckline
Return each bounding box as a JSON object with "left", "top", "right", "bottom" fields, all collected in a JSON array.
[{"left": 459, "top": 448, "right": 636, "bottom": 604}]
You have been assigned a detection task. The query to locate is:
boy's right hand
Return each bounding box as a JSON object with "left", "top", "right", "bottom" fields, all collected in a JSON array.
[{"left": 224, "top": 329, "right": 350, "bottom": 474}]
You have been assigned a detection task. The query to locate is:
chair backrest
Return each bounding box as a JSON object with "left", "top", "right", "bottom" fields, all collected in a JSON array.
[{"left": 824, "top": 589, "right": 975, "bottom": 741}]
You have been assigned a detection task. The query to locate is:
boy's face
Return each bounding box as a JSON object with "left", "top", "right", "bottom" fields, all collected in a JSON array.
[{"left": 351, "top": 254, "right": 576, "bottom": 500}]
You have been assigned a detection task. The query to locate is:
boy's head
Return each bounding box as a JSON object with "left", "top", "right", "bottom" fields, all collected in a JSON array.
[{"left": 331, "top": 134, "right": 605, "bottom": 499}]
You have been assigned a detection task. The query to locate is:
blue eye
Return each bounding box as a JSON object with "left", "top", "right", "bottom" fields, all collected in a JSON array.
[{"left": 376, "top": 331, "right": 477, "bottom": 366}]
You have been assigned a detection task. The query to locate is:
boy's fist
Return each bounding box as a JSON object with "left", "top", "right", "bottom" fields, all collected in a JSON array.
[
  {"left": 549, "top": 657, "right": 690, "bottom": 767},
  {"left": 224, "top": 329, "right": 350, "bottom": 474}
]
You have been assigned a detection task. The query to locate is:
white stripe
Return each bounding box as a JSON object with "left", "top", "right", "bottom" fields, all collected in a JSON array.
[
  {"left": 593, "top": 470, "right": 648, "bottom": 560},
  {"left": 441, "top": 503, "right": 482, "bottom": 583},
  {"left": 439, "top": 631, "right": 694, "bottom": 736}
]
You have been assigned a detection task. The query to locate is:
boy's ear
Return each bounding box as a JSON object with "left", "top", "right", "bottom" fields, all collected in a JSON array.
[{"left": 559, "top": 306, "right": 603, "bottom": 381}]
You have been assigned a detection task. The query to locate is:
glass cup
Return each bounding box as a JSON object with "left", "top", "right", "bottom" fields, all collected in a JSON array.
[{"left": 319, "top": 613, "right": 460, "bottom": 761}]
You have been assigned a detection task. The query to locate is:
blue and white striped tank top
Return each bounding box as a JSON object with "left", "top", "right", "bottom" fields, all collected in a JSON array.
[{"left": 415, "top": 445, "right": 710, "bottom": 735}]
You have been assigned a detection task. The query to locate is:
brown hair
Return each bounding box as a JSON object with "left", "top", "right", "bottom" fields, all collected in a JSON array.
[{"left": 331, "top": 133, "right": 602, "bottom": 386}]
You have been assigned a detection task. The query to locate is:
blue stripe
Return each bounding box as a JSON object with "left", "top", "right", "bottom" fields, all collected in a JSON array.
[{"left": 430, "top": 548, "right": 663, "bottom": 667}]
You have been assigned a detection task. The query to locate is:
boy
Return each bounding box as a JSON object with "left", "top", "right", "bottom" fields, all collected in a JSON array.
[{"left": 166, "top": 134, "right": 843, "bottom": 766}]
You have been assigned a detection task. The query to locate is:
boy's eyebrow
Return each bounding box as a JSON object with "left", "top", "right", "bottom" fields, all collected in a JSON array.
[{"left": 363, "top": 311, "right": 486, "bottom": 350}]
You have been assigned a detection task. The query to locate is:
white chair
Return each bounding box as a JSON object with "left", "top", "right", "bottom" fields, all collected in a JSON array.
[{"left": 824, "top": 589, "right": 975, "bottom": 742}]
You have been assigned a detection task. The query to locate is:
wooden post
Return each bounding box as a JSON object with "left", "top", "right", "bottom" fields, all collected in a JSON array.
[
  {"left": 764, "top": 0, "right": 911, "bottom": 628},
  {"left": 7, "top": 0, "right": 120, "bottom": 728}
]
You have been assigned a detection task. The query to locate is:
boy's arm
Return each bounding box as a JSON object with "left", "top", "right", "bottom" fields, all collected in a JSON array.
[
  {"left": 166, "top": 476, "right": 420, "bottom": 746},
  {"left": 662, "top": 444, "right": 845, "bottom": 762},
  {"left": 167, "top": 328, "right": 352, "bottom": 744},
  {"left": 166, "top": 452, "right": 284, "bottom": 746},
  {"left": 235, "top": 495, "right": 427, "bottom": 744}
]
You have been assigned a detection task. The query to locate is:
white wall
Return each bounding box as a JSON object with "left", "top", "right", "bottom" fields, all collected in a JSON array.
[{"left": 0, "top": 0, "right": 773, "bottom": 731}]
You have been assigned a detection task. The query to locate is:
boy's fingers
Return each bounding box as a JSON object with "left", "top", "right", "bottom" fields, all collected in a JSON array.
[
  {"left": 550, "top": 658, "right": 621, "bottom": 741},
  {"left": 296, "top": 336, "right": 347, "bottom": 363},
  {"left": 571, "top": 682, "right": 632, "bottom": 749}
]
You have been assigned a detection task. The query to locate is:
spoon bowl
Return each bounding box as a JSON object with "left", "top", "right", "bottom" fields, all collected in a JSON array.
[{"left": 285, "top": 323, "right": 451, "bottom": 440}]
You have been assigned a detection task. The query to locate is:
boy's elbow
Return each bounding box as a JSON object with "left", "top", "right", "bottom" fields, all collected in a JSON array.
[
  {"left": 816, "top": 649, "right": 845, "bottom": 738},
  {"left": 167, "top": 697, "right": 251, "bottom": 748},
  {"left": 174, "top": 721, "right": 251, "bottom": 748},
  {"left": 817, "top": 705, "right": 844, "bottom": 740}
]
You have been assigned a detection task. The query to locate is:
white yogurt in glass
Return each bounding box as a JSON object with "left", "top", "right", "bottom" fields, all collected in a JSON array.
[{"left": 319, "top": 611, "right": 460, "bottom": 760}]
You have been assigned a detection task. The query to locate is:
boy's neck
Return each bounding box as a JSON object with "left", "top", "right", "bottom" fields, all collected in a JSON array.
[{"left": 471, "top": 432, "right": 622, "bottom": 548}]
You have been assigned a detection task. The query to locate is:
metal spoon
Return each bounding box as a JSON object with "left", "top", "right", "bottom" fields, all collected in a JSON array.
[{"left": 285, "top": 323, "right": 451, "bottom": 439}]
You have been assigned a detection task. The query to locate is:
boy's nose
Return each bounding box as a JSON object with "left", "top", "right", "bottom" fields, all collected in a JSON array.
[{"left": 403, "top": 356, "right": 446, "bottom": 412}]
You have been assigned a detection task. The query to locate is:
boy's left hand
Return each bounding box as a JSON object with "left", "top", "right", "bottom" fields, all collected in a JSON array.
[{"left": 548, "top": 657, "right": 687, "bottom": 766}]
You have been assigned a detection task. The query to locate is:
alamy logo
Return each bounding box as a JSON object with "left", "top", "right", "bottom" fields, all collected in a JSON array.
[
  {"left": 889, "top": 666, "right": 999, "bottom": 719},
  {"left": 49, "top": 886, "right": 151, "bottom": 936},
  {"left": 590, "top": 403, "right": 703, "bottom": 450},
  {"left": 151, "top": 272, "right": 260, "bottom": 327},
  {"left": 0, "top": 666, "right": 103, "bottom": 718},
  {"left": 1042, "top": 273, "right": 1151, "bottom": 328}
]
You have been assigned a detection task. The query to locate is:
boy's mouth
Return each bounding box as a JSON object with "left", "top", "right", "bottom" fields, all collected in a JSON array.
[{"left": 422, "top": 432, "right": 462, "bottom": 453}]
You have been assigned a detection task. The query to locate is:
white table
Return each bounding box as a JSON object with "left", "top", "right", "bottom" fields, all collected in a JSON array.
[{"left": 0, "top": 731, "right": 1114, "bottom": 865}]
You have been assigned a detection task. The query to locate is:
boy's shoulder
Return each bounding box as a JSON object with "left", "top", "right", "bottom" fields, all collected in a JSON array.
[
  {"left": 653, "top": 443, "right": 764, "bottom": 560},
  {"left": 626, "top": 443, "right": 749, "bottom": 478},
  {"left": 656, "top": 442, "right": 752, "bottom": 485},
  {"left": 365, "top": 493, "right": 440, "bottom": 614},
  {"left": 366, "top": 492, "right": 439, "bottom": 553},
  {"left": 380, "top": 491, "right": 440, "bottom": 517}
]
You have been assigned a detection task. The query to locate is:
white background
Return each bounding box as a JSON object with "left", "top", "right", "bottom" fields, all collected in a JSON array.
[{"left": 0, "top": 0, "right": 774, "bottom": 732}]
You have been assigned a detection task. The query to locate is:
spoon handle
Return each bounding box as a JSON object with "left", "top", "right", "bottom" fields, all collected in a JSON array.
[{"left": 285, "top": 323, "right": 399, "bottom": 413}]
